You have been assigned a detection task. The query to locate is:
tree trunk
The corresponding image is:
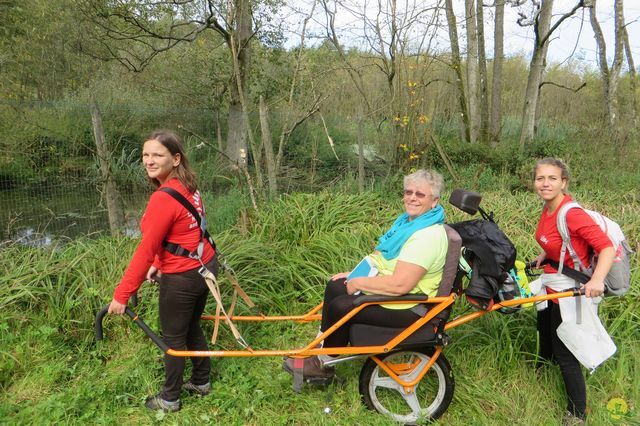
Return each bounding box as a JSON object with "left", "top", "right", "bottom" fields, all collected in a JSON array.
[
  {"left": 622, "top": 18, "right": 638, "bottom": 126},
  {"left": 519, "top": 0, "right": 554, "bottom": 149},
  {"left": 444, "top": 0, "right": 471, "bottom": 143},
  {"left": 90, "top": 98, "right": 125, "bottom": 235},
  {"left": 226, "top": 101, "right": 247, "bottom": 166},
  {"left": 590, "top": 0, "right": 625, "bottom": 131},
  {"left": 534, "top": 41, "right": 550, "bottom": 135},
  {"left": 465, "top": 0, "right": 479, "bottom": 144},
  {"left": 489, "top": 0, "right": 504, "bottom": 145},
  {"left": 216, "top": 110, "right": 223, "bottom": 152},
  {"left": 476, "top": 0, "right": 489, "bottom": 144},
  {"left": 259, "top": 96, "right": 278, "bottom": 196},
  {"left": 225, "top": 0, "right": 253, "bottom": 166},
  {"left": 357, "top": 110, "right": 365, "bottom": 193}
]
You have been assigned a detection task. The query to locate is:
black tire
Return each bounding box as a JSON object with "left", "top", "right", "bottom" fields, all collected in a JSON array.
[{"left": 359, "top": 348, "right": 454, "bottom": 424}]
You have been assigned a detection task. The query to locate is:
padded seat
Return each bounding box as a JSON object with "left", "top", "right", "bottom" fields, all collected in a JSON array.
[{"left": 349, "top": 225, "right": 463, "bottom": 347}]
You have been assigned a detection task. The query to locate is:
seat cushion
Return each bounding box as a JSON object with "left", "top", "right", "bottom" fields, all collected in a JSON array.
[{"left": 349, "top": 322, "right": 437, "bottom": 346}]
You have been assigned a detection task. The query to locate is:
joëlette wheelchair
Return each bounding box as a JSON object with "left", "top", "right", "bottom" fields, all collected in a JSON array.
[{"left": 95, "top": 189, "right": 584, "bottom": 423}]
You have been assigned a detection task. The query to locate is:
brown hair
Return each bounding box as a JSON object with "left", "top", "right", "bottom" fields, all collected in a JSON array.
[
  {"left": 533, "top": 157, "right": 570, "bottom": 193},
  {"left": 144, "top": 129, "right": 197, "bottom": 192}
]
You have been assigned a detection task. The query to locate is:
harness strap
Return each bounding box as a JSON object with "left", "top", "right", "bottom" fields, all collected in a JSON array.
[
  {"left": 199, "top": 266, "right": 252, "bottom": 350},
  {"left": 224, "top": 267, "right": 258, "bottom": 310},
  {"left": 158, "top": 187, "right": 217, "bottom": 257},
  {"left": 157, "top": 187, "right": 259, "bottom": 345}
]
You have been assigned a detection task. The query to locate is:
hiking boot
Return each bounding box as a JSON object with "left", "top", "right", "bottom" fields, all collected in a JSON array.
[
  {"left": 183, "top": 381, "right": 211, "bottom": 396},
  {"left": 282, "top": 355, "right": 335, "bottom": 383},
  {"left": 144, "top": 394, "right": 181, "bottom": 413}
]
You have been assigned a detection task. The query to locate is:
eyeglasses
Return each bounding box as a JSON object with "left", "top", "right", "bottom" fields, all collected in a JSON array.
[{"left": 403, "top": 190, "right": 432, "bottom": 199}]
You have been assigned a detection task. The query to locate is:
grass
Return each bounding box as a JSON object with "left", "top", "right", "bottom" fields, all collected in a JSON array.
[{"left": 0, "top": 184, "right": 638, "bottom": 425}]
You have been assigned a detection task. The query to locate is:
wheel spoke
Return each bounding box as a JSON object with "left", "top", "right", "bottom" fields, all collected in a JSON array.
[
  {"left": 402, "top": 390, "right": 422, "bottom": 416},
  {"left": 371, "top": 374, "right": 405, "bottom": 392}
]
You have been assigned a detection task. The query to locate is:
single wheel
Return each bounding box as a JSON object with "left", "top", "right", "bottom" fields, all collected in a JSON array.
[{"left": 359, "top": 348, "right": 454, "bottom": 424}]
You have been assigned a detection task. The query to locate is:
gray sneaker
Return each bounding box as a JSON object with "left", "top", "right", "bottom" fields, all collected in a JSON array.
[
  {"left": 562, "top": 411, "right": 585, "bottom": 426},
  {"left": 183, "top": 381, "right": 211, "bottom": 396},
  {"left": 144, "top": 394, "right": 181, "bottom": 413}
]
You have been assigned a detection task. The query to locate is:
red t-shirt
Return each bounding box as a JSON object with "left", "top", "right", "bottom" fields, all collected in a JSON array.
[
  {"left": 113, "top": 178, "right": 215, "bottom": 304},
  {"left": 535, "top": 194, "right": 612, "bottom": 301}
]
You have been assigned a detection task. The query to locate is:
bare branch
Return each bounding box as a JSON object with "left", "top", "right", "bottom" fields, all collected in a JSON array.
[{"left": 539, "top": 81, "right": 586, "bottom": 91}]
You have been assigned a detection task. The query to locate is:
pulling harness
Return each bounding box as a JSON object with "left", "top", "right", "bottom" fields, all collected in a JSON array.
[{"left": 159, "top": 187, "right": 259, "bottom": 349}]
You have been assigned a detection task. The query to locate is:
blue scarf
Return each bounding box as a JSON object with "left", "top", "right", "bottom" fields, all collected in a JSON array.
[{"left": 375, "top": 204, "right": 445, "bottom": 260}]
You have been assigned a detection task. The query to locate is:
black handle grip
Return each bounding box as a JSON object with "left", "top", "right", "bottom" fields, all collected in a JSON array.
[
  {"left": 95, "top": 304, "right": 169, "bottom": 353},
  {"left": 95, "top": 305, "right": 109, "bottom": 341},
  {"left": 525, "top": 259, "right": 549, "bottom": 270}
]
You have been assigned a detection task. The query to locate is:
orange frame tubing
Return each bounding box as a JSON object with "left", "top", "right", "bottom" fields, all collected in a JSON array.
[
  {"left": 370, "top": 346, "right": 444, "bottom": 394},
  {"left": 165, "top": 290, "right": 580, "bottom": 358},
  {"left": 157, "top": 290, "right": 581, "bottom": 392}
]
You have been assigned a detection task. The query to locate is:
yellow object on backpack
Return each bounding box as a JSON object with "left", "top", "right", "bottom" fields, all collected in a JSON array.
[{"left": 514, "top": 260, "right": 533, "bottom": 308}]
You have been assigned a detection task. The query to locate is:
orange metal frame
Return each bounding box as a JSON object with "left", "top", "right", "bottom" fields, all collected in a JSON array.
[
  {"left": 165, "top": 291, "right": 578, "bottom": 356},
  {"left": 124, "top": 289, "right": 579, "bottom": 392}
]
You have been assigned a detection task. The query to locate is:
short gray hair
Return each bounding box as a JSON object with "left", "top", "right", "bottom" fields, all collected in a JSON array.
[{"left": 403, "top": 169, "right": 444, "bottom": 198}]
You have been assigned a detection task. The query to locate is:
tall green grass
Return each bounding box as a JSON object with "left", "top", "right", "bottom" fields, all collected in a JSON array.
[{"left": 0, "top": 187, "right": 638, "bottom": 424}]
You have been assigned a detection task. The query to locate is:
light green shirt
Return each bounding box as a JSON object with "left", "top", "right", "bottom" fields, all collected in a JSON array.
[{"left": 369, "top": 224, "right": 449, "bottom": 309}]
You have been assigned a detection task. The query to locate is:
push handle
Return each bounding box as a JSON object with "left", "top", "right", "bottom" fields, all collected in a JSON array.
[
  {"left": 95, "top": 304, "right": 169, "bottom": 353},
  {"left": 523, "top": 259, "right": 587, "bottom": 297},
  {"left": 525, "top": 259, "right": 590, "bottom": 284}
]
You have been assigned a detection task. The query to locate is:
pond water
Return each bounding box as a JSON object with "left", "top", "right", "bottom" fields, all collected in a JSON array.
[{"left": 0, "top": 185, "right": 146, "bottom": 246}]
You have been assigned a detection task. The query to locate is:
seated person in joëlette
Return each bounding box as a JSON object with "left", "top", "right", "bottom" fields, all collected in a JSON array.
[{"left": 283, "top": 169, "right": 449, "bottom": 381}]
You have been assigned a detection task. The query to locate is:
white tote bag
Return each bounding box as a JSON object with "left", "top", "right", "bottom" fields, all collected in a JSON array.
[
  {"left": 540, "top": 274, "right": 616, "bottom": 372},
  {"left": 556, "top": 295, "right": 616, "bottom": 372}
]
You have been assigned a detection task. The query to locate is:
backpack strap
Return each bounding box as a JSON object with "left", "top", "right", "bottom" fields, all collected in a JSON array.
[
  {"left": 158, "top": 187, "right": 216, "bottom": 259},
  {"left": 556, "top": 201, "right": 587, "bottom": 275},
  {"left": 541, "top": 259, "right": 590, "bottom": 284},
  {"left": 555, "top": 201, "right": 585, "bottom": 322}
]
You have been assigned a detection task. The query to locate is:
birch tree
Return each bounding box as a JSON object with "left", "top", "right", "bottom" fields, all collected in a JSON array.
[
  {"left": 476, "top": 0, "right": 489, "bottom": 144},
  {"left": 490, "top": 0, "right": 505, "bottom": 145},
  {"left": 589, "top": 0, "right": 625, "bottom": 131},
  {"left": 518, "top": 0, "right": 587, "bottom": 149},
  {"left": 444, "top": 0, "right": 471, "bottom": 143},
  {"left": 465, "top": 0, "right": 480, "bottom": 144}
]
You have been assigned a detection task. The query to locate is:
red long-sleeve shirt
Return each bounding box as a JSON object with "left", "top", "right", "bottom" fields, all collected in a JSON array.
[
  {"left": 535, "top": 194, "right": 612, "bottom": 302},
  {"left": 536, "top": 194, "right": 612, "bottom": 273},
  {"left": 113, "top": 178, "right": 215, "bottom": 304}
]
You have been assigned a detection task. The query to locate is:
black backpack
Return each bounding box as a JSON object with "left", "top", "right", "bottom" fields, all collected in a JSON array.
[{"left": 450, "top": 219, "right": 517, "bottom": 310}]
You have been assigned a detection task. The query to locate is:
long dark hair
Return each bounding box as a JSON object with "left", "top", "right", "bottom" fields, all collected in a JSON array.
[{"left": 144, "top": 129, "right": 197, "bottom": 192}]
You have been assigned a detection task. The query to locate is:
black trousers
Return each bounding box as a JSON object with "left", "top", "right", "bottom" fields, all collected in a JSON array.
[
  {"left": 158, "top": 257, "right": 218, "bottom": 401},
  {"left": 537, "top": 302, "right": 587, "bottom": 418},
  {"left": 321, "top": 278, "right": 421, "bottom": 349}
]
